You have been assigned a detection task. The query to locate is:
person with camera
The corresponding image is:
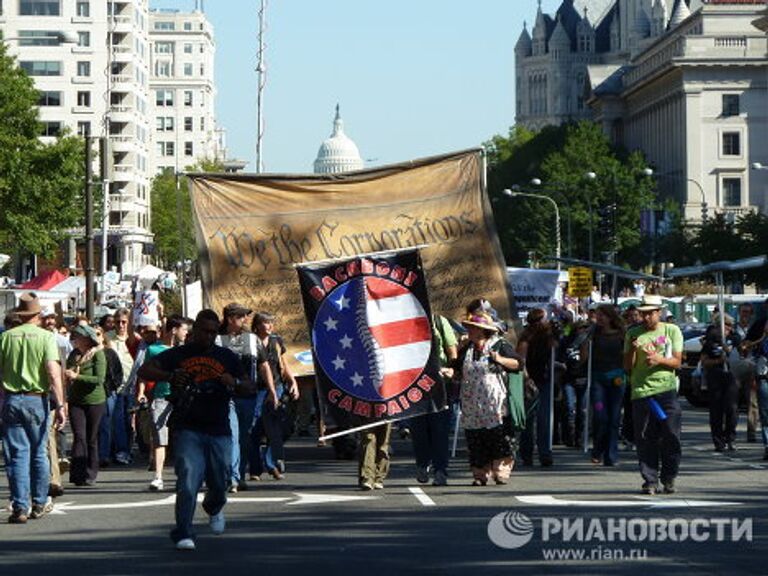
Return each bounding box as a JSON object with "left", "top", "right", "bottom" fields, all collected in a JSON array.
[
  {"left": 702, "top": 315, "right": 741, "bottom": 452},
  {"left": 138, "top": 309, "right": 247, "bottom": 551}
]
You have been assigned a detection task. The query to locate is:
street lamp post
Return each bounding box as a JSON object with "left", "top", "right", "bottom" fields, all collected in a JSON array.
[
  {"left": 531, "top": 178, "right": 572, "bottom": 258},
  {"left": 645, "top": 168, "right": 708, "bottom": 223},
  {"left": 503, "top": 187, "right": 561, "bottom": 270}
]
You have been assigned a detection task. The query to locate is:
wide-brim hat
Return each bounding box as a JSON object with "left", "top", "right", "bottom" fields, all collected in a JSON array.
[
  {"left": 72, "top": 324, "right": 100, "bottom": 345},
  {"left": 461, "top": 312, "right": 500, "bottom": 333},
  {"left": 637, "top": 294, "right": 664, "bottom": 312},
  {"left": 16, "top": 292, "right": 42, "bottom": 317}
]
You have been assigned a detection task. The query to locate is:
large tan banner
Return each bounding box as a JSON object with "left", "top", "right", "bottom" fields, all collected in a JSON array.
[{"left": 188, "top": 149, "right": 511, "bottom": 374}]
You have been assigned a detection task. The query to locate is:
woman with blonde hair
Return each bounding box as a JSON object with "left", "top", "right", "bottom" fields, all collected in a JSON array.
[{"left": 65, "top": 324, "right": 107, "bottom": 486}]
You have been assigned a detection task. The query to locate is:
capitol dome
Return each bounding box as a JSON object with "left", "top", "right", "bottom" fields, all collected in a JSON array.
[{"left": 313, "top": 105, "right": 364, "bottom": 174}]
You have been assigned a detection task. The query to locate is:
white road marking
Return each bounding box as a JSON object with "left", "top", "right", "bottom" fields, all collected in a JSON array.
[
  {"left": 49, "top": 492, "right": 378, "bottom": 515},
  {"left": 516, "top": 495, "right": 742, "bottom": 509},
  {"left": 749, "top": 464, "right": 765, "bottom": 470},
  {"left": 409, "top": 487, "right": 436, "bottom": 507}
]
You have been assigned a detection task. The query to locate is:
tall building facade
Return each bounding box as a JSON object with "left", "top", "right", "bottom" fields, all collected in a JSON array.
[
  {"left": 0, "top": 0, "right": 153, "bottom": 274},
  {"left": 588, "top": 1, "right": 768, "bottom": 221},
  {"left": 148, "top": 8, "right": 219, "bottom": 174}
]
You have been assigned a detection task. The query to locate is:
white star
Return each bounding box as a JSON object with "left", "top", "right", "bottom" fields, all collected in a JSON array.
[
  {"left": 335, "top": 295, "right": 350, "bottom": 310},
  {"left": 339, "top": 334, "right": 353, "bottom": 349},
  {"left": 323, "top": 316, "right": 338, "bottom": 331},
  {"left": 332, "top": 355, "right": 346, "bottom": 371},
  {"left": 350, "top": 372, "right": 364, "bottom": 387}
]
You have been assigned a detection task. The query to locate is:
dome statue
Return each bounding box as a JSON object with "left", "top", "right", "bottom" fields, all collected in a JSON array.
[{"left": 313, "top": 105, "right": 364, "bottom": 174}]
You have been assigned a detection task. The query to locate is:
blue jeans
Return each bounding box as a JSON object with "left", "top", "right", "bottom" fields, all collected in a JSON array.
[
  {"left": 228, "top": 401, "right": 240, "bottom": 484},
  {"left": 98, "top": 392, "right": 117, "bottom": 462},
  {"left": 410, "top": 408, "right": 451, "bottom": 474},
  {"left": 519, "top": 376, "right": 552, "bottom": 462},
  {"left": 563, "top": 382, "right": 587, "bottom": 445},
  {"left": 2, "top": 394, "right": 51, "bottom": 512},
  {"left": 757, "top": 378, "right": 768, "bottom": 447},
  {"left": 233, "top": 396, "right": 259, "bottom": 480},
  {"left": 591, "top": 378, "right": 625, "bottom": 465},
  {"left": 171, "top": 428, "right": 231, "bottom": 543},
  {"left": 252, "top": 386, "right": 286, "bottom": 475},
  {"left": 112, "top": 394, "right": 131, "bottom": 456}
]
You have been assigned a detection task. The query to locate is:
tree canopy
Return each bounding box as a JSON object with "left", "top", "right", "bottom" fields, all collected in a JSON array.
[{"left": 0, "top": 39, "right": 85, "bottom": 259}]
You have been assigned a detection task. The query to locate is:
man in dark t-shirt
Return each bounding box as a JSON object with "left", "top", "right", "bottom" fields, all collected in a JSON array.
[{"left": 138, "top": 309, "right": 243, "bottom": 551}]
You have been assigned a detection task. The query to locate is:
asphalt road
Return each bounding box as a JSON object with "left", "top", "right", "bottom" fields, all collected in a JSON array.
[{"left": 0, "top": 401, "right": 766, "bottom": 576}]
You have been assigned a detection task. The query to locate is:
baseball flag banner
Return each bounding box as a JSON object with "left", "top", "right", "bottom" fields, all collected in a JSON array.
[{"left": 297, "top": 249, "right": 446, "bottom": 425}]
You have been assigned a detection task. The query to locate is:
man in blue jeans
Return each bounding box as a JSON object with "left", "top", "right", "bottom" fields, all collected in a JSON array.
[
  {"left": 0, "top": 293, "right": 66, "bottom": 523},
  {"left": 138, "top": 309, "right": 243, "bottom": 551}
]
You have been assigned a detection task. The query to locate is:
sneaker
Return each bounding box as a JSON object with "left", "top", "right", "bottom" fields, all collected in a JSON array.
[
  {"left": 662, "top": 480, "right": 676, "bottom": 494},
  {"left": 114, "top": 452, "right": 132, "bottom": 465},
  {"left": 149, "top": 478, "right": 164, "bottom": 491},
  {"left": 8, "top": 509, "right": 28, "bottom": 524},
  {"left": 372, "top": 481, "right": 384, "bottom": 490},
  {"left": 237, "top": 480, "right": 249, "bottom": 492},
  {"left": 726, "top": 442, "right": 737, "bottom": 452},
  {"left": 30, "top": 498, "right": 54, "bottom": 519},
  {"left": 48, "top": 483, "right": 65, "bottom": 498},
  {"left": 416, "top": 466, "right": 429, "bottom": 484},
  {"left": 248, "top": 474, "right": 261, "bottom": 482},
  {"left": 209, "top": 511, "right": 226, "bottom": 535},
  {"left": 176, "top": 538, "right": 196, "bottom": 551},
  {"left": 276, "top": 460, "right": 286, "bottom": 474},
  {"left": 399, "top": 427, "right": 411, "bottom": 439},
  {"left": 268, "top": 468, "right": 284, "bottom": 480},
  {"left": 432, "top": 470, "right": 448, "bottom": 487},
  {"left": 641, "top": 483, "right": 657, "bottom": 496},
  {"left": 228, "top": 484, "right": 238, "bottom": 494},
  {"left": 360, "top": 481, "right": 373, "bottom": 491}
]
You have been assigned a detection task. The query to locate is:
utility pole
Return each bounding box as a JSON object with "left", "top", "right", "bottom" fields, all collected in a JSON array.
[
  {"left": 255, "top": 0, "right": 267, "bottom": 173},
  {"left": 84, "top": 133, "right": 95, "bottom": 321}
]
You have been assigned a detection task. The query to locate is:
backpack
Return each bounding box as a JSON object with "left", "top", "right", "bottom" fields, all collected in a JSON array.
[{"left": 103, "top": 347, "right": 124, "bottom": 395}]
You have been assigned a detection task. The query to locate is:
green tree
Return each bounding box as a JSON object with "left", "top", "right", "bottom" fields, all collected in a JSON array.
[
  {"left": 486, "top": 121, "right": 655, "bottom": 268},
  {"left": 150, "top": 158, "right": 224, "bottom": 268},
  {"left": 0, "top": 39, "right": 85, "bottom": 258}
]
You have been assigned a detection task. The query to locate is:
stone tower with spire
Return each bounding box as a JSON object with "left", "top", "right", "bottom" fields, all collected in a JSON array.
[{"left": 515, "top": 0, "right": 688, "bottom": 130}]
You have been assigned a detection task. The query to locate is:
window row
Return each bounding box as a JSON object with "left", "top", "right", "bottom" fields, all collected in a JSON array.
[
  {"left": 157, "top": 141, "right": 195, "bottom": 157},
  {"left": 155, "top": 89, "right": 205, "bottom": 108},
  {"left": 154, "top": 41, "right": 207, "bottom": 55},
  {"left": 153, "top": 61, "right": 206, "bottom": 78},
  {"left": 153, "top": 20, "right": 205, "bottom": 32},
  {"left": 16, "top": 1, "right": 89, "bottom": 17},
  {"left": 156, "top": 116, "right": 207, "bottom": 132}
]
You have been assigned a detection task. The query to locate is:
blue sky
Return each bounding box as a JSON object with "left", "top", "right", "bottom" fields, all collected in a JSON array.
[{"left": 149, "top": 0, "right": 563, "bottom": 174}]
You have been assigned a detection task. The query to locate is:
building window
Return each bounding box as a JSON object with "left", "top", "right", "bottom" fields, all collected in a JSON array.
[
  {"left": 185, "top": 142, "right": 193, "bottom": 157},
  {"left": 200, "top": 117, "right": 205, "bottom": 131},
  {"left": 77, "top": 61, "right": 91, "bottom": 77},
  {"left": 78, "top": 31, "right": 90, "bottom": 47},
  {"left": 155, "top": 61, "right": 171, "bottom": 77},
  {"left": 157, "top": 142, "right": 175, "bottom": 157},
  {"left": 77, "top": 121, "right": 90, "bottom": 137},
  {"left": 184, "top": 117, "right": 193, "bottom": 131},
  {"left": 156, "top": 116, "right": 174, "bottom": 132},
  {"left": 76, "top": 1, "right": 89, "bottom": 17},
  {"left": 20, "top": 60, "right": 61, "bottom": 76},
  {"left": 18, "top": 30, "right": 61, "bottom": 46},
  {"left": 722, "top": 95, "right": 740, "bottom": 117},
  {"left": 76, "top": 91, "right": 91, "bottom": 107},
  {"left": 184, "top": 91, "right": 193, "bottom": 107},
  {"left": 154, "top": 21, "right": 175, "bottom": 31},
  {"left": 38, "top": 91, "right": 61, "bottom": 106},
  {"left": 41, "top": 121, "right": 61, "bottom": 137},
  {"left": 183, "top": 21, "right": 192, "bottom": 31},
  {"left": 155, "top": 42, "right": 173, "bottom": 54},
  {"left": 184, "top": 63, "right": 193, "bottom": 76},
  {"left": 199, "top": 64, "right": 205, "bottom": 76},
  {"left": 109, "top": 211, "right": 123, "bottom": 226},
  {"left": 155, "top": 89, "right": 174, "bottom": 107},
  {"left": 723, "top": 178, "right": 741, "bottom": 207},
  {"left": 19, "top": 1, "right": 60, "bottom": 16},
  {"left": 184, "top": 43, "right": 193, "bottom": 54},
  {"left": 722, "top": 132, "right": 741, "bottom": 156}
]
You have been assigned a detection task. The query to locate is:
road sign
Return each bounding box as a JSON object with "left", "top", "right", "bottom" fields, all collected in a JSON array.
[{"left": 568, "top": 267, "right": 592, "bottom": 297}]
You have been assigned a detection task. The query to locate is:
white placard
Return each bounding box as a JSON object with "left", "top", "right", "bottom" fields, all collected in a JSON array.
[{"left": 133, "top": 290, "right": 160, "bottom": 327}]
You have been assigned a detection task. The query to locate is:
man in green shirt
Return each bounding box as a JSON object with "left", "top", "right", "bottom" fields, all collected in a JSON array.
[
  {"left": 0, "top": 293, "right": 66, "bottom": 523},
  {"left": 624, "top": 294, "right": 683, "bottom": 496}
]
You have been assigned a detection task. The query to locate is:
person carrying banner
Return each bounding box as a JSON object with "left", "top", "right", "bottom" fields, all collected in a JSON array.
[
  {"left": 138, "top": 309, "right": 244, "bottom": 551},
  {"left": 624, "top": 294, "right": 683, "bottom": 495},
  {"left": 411, "top": 314, "right": 457, "bottom": 486},
  {"left": 456, "top": 312, "right": 522, "bottom": 486}
]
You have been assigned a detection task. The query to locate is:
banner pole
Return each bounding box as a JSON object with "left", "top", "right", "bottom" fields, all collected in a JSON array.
[
  {"left": 548, "top": 347, "right": 555, "bottom": 454},
  {"left": 451, "top": 405, "right": 462, "bottom": 458},
  {"left": 583, "top": 336, "right": 593, "bottom": 454}
]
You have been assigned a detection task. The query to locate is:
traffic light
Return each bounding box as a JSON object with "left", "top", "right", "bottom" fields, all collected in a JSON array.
[{"left": 597, "top": 203, "right": 616, "bottom": 244}]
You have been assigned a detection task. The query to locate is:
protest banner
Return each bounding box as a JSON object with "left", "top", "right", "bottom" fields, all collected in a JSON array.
[
  {"left": 188, "top": 149, "right": 510, "bottom": 374},
  {"left": 507, "top": 267, "right": 561, "bottom": 317}
]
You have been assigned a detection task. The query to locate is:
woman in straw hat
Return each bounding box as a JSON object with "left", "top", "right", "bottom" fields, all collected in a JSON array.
[{"left": 456, "top": 311, "right": 522, "bottom": 486}]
